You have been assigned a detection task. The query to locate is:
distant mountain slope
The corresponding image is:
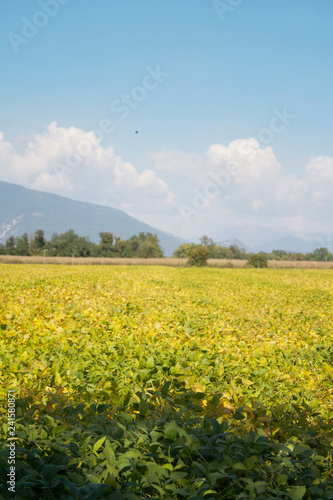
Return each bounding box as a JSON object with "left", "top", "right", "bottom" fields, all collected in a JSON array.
[
  {"left": 215, "top": 227, "right": 333, "bottom": 254},
  {"left": 254, "top": 236, "right": 329, "bottom": 254},
  {"left": 0, "top": 181, "right": 186, "bottom": 256},
  {"left": 215, "top": 238, "right": 253, "bottom": 252},
  {"left": 213, "top": 226, "right": 287, "bottom": 248}
]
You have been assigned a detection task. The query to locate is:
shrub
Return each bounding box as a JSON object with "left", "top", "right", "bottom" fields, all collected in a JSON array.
[
  {"left": 188, "top": 245, "right": 210, "bottom": 267},
  {"left": 248, "top": 253, "right": 268, "bottom": 268}
]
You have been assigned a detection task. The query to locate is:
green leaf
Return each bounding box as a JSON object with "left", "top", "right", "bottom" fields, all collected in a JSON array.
[
  {"left": 288, "top": 486, "right": 307, "bottom": 500},
  {"left": 146, "top": 356, "right": 155, "bottom": 368},
  {"left": 242, "top": 378, "right": 254, "bottom": 386},
  {"left": 245, "top": 455, "right": 257, "bottom": 470},
  {"left": 274, "top": 403, "right": 286, "bottom": 417},
  {"left": 171, "top": 471, "right": 188, "bottom": 480},
  {"left": 28, "top": 428, "right": 37, "bottom": 442},
  {"left": 161, "top": 381, "right": 171, "bottom": 396},
  {"left": 139, "top": 397, "right": 149, "bottom": 416},
  {"left": 233, "top": 462, "right": 247, "bottom": 470},
  {"left": 103, "top": 443, "right": 116, "bottom": 469},
  {"left": 151, "top": 484, "right": 165, "bottom": 496},
  {"left": 150, "top": 430, "right": 162, "bottom": 441},
  {"left": 41, "top": 465, "right": 58, "bottom": 482},
  {"left": 122, "top": 391, "right": 131, "bottom": 407},
  {"left": 93, "top": 436, "right": 106, "bottom": 453},
  {"left": 207, "top": 472, "right": 224, "bottom": 485},
  {"left": 164, "top": 420, "right": 178, "bottom": 441},
  {"left": 69, "top": 442, "right": 80, "bottom": 454},
  {"left": 81, "top": 435, "right": 92, "bottom": 452},
  {"left": 123, "top": 449, "right": 142, "bottom": 459},
  {"left": 277, "top": 474, "right": 288, "bottom": 486}
]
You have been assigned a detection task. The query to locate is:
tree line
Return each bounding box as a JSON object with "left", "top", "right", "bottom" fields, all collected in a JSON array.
[
  {"left": 1, "top": 231, "right": 332, "bottom": 262},
  {"left": 0, "top": 230, "right": 164, "bottom": 258},
  {"left": 173, "top": 236, "right": 333, "bottom": 262}
]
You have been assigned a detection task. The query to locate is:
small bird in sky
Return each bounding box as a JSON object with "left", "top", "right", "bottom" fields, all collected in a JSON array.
[{"left": 135, "top": 130, "right": 138, "bottom": 134}]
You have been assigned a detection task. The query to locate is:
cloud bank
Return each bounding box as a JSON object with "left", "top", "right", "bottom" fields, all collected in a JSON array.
[{"left": 0, "top": 123, "right": 332, "bottom": 238}]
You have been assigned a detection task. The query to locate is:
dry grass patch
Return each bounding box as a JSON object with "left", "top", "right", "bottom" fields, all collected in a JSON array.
[
  {"left": 0, "top": 255, "right": 187, "bottom": 266},
  {"left": 0, "top": 255, "right": 332, "bottom": 269},
  {"left": 269, "top": 259, "right": 333, "bottom": 269}
]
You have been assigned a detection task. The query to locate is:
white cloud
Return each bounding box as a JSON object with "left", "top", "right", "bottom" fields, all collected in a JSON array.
[
  {"left": 1, "top": 124, "right": 332, "bottom": 238},
  {"left": 148, "top": 139, "right": 333, "bottom": 237},
  {"left": 0, "top": 122, "right": 179, "bottom": 219},
  {"left": 306, "top": 156, "right": 333, "bottom": 183},
  {"left": 31, "top": 172, "right": 74, "bottom": 193}
]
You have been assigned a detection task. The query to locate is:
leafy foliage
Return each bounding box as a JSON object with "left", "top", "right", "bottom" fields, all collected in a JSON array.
[
  {"left": 0, "top": 266, "right": 332, "bottom": 498},
  {"left": 173, "top": 243, "right": 197, "bottom": 258},
  {"left": 247, "top": 253, "right": 268, "bottom": 268},
  {"left": 172, "top": 236, "right": 333, "bottom": 263},
  {"left": 188, "top": 246, "right": 210, "bottom": 266},
  {"left": 2, "top": 231, "right": 333, "bottom": 263},
  {"left": 120, "top": 233, "right": 164, "bottom": 258},
  {"left": 173, "top": 237, "right": 248, "bottom": 260},
  {"left": 0, "top": 230, "right": 164, "bottom": 258}
]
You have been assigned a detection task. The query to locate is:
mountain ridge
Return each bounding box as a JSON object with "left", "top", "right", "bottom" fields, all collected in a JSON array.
[
  {"left": 213, "top": 226, "right": 333, "bottom": 254},
  {"left": 0, "top": 180, "right": 186, "bottom": 256},
  {"left": 1, "top": 181, "right": 332, "bottom": 255}
]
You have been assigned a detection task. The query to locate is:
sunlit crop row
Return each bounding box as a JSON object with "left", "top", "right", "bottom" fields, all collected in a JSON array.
[{"left": 1, "top": 265, "right": 332, "bottom": 410}]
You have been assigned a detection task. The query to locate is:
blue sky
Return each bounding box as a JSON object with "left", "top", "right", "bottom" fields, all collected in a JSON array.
[{"left": 1, "top": 0, "right": 333, "bottom": 241}]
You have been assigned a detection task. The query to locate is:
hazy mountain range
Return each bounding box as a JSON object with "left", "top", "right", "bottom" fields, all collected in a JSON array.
[
  {"left": 216, "top": 228, "right": 333, "bottom": 253},
  {"left": 1, "top": 180, "right": 332, "bottom": 255},
  {"left": 0, "top": 181, "right": 186, "bottom": 256}
]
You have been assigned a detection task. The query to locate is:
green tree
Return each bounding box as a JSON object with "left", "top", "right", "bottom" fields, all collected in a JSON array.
[
  {"left": 5, "top": 236, "right": 16, "bottom": 255},
  {"left": 173, "top": 243, "right": 196, "bottom": 258},
  {"left": 199, "top": 236, "right": 222, "bottom": 258},
  {"left": 15, "top": 233, "right": 30, "bottom": 255},
  {"left": 98, "top": 232, "right": 116, "bottom": 257},
  {"left": 121, "top": 233, "right": 163, "bottom": 258},
  {"left": 270, "top": 249, "right": 288, "bottom": 260},
  {"left": 199, "top": 235, "right": 215, "bottom": 247},
  {"left": 310, "top": 247, "right": 332, "bottom": 262},
  {"left": 77, "top": 236, "right": 95, "bottom": 257},
  {"left": 188, "top": 246, "right": 210, "bottom": 267},
  {"left": 290, "top": 252, "right": 305, "bottom": 261},
  {"left": 229, "top": 244, "right": 247, "bottom": 259},
  {"left": 247, "top": 253, "right": 268, "bottom": 268},
  {"left": 120, "top": 237, "right": 139, "bottom": 258},
  {"left": 48, "top": 230, "right": 95, "bottom": 257},
  {"left": 31, "top": 230, "right": 46, "bottom": 254},
  {"left": 214, "top": 246, "right": 234, "bottom": 259},
  {"left": 112, "top": 238, "right": 127, "bottom": 257}
]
